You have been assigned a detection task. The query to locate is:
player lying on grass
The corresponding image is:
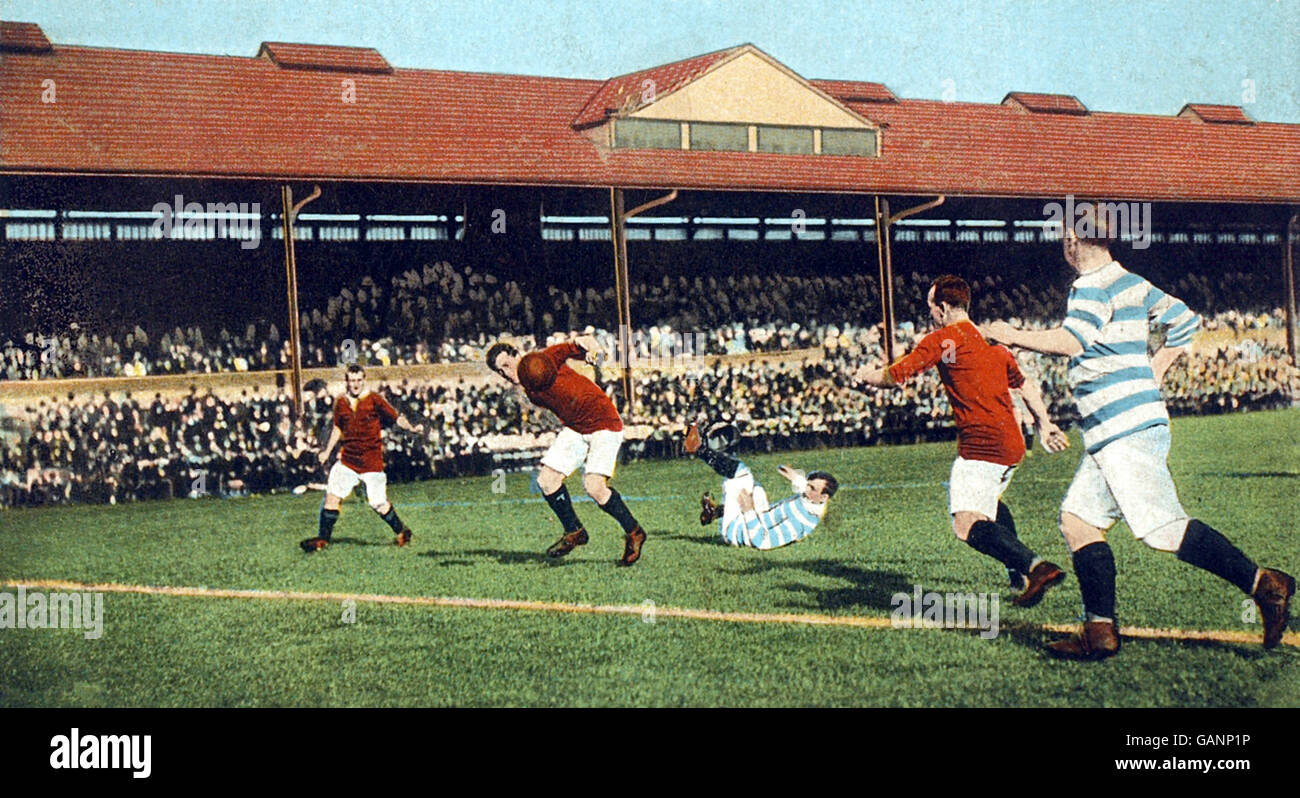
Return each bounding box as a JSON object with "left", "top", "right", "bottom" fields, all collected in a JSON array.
[
  {"left": 683, "top": 420, "right": 837, "bottom": 549},
  {"left": 301, "top": 363, "right": 426, "bottom": 553},
  {"left": 486, "top": 335, "right": 647, "bottom": 566},
  {"left": 983, "top": 206, "right": 1294, "bottom": 658},
  {"left": 855, "top": 274, "right": 1070, "bottom": 606}
]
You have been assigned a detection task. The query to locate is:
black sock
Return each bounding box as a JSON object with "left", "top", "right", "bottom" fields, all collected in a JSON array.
[
  {"left": 697, "top": 448, "right": 740, "bottom": 478},
  {"left": 996, "top": 503, "right": 1025, "bottom": 583},
  {"left": 1176, "top": 519, "right": 1259, "bottom": 594},
  {"left": 1072, "top": 542, "right": 1116, "bottom": 619},
  {"left": 996, "top": 502, "right": 1017, "bottom": 536},
  {"left": 598, "top": 488, "right": 640, "bottom": 533},
  {"left": 966, "top": 520, "right": 1035, "bottom": 573},
  {"left": 543, "top": 484, "right": 583, "bottom": 533},
  {"left": 319, "top": 507, "right": 340, "bottom": 541},
  {"left": 380, "top": 506, "right": 405, "bottom": 533}
]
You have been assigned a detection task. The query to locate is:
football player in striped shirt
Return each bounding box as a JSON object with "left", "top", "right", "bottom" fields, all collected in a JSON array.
[
  {"left": 984, "top": 206, "right": 1294, "bottom": 658},
  {"left": 301, "top": 363, "right": 426, "bottom": 553},
  {"left": 857, "top": 275, "right": 1071, "bottom": 607},
  {"left": 684, "top": 421, "right": 836, "bottom": 549}
]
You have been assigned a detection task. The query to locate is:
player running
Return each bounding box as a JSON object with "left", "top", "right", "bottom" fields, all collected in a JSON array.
[
  {"left": 856, "top": 275, "right": 1071, "bottom": 605},
  {"left": 300, "top": 363, "right": 425, "bottom": 553},
  {"left": 984, "top": 207, "right": 1294, "bottom": 658},
  {"left": 684, "top": 420, "right": 837, "bottom": 549},
  {"left": 485, "top": 335, "right": 647, "bottom": 566}
]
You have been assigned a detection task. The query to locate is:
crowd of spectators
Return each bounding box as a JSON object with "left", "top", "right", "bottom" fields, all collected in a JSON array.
[
  {"left": 2, "top": 261, "right": 1289, "bottom": 380},
  {"left": 4, "top": 325, "right": 1296, "bottom": 508}
]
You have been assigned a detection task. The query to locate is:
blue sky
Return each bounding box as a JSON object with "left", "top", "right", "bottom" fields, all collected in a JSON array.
[{"left": 7, "top": 0, "right": 1299, "bottom": 122}]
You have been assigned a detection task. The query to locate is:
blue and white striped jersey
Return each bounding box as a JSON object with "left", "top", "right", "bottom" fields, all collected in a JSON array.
[
  {"left": 1062, "top": 260, "right": 1201, "bottom": 454},
  {"left": 721, "top": 488, "right": 825, "bottom": 550}
]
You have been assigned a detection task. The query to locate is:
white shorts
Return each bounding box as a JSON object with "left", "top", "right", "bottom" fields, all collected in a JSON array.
[
  {"left": 948, "top": 457, "right": 1017, "bottom": 518},
  {"left": 720, "top": 464, "right": 771, "bottom": 533},
  {"left": 540, "top": 427, "right": 623, "bottom": 478},
  {"left": 326, "top": 461, "right": 389, "bottom": 509},
  {"left": 1060, "top": 424, "right": 1189, "bottom": 548}
]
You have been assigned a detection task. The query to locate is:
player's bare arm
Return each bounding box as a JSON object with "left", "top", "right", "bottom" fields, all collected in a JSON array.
[
  {"left": 570, "top": 333, "right": 603, "bottom": 362},
  {"left": 1150, "top": 345, "right": 1188, "bottom": 386},
  {"left": 853, "top": 363, "right": 895, "bottom": 387},
  {"left": 394, "top": 414, "right": 426, "bottom": 436},
  {"left": 319, "top": 424, "right": 342, "bottom": 467},
  {"left": 1012, "top": 378, "right": 1069, "bottom": 452},
  {"left": 982, "top": 322, "right": 1083, "bottom": 358}
]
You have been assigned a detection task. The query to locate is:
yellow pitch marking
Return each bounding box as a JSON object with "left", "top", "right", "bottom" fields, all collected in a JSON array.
[{"left": 4, "top": 578, "right": 1296, "bottom": 649}]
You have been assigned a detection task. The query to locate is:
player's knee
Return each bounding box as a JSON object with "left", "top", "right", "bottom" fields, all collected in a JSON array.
[
  {"left": 1137, "top": 518, "right": 1188, "bottom": 552},
  {"left": 323, "top": 494, "right": 342, "bottom": 510},
  {"left": 370, "top": 501, "right": 391, "bottom": 514},
  {"left": 1059, "top": 511, "right": 1106, "bottom": 552},
  {"left": 951, "top": 513, "right": 979, "bottom": 541},
  {"left": 537, "top": 467, "right": 564, "bottom": 495},
  {"left": 583, "top": 474, "right": 611, "bottom": 503}
]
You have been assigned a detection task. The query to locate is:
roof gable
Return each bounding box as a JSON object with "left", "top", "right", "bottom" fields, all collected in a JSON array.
[
  {"left": 572, "top": 47, "right": 739, "bottom": 128},
  {"left": 257, "top": 42, "right": 392, "bottom": 74},
  {"left": 1002, "top": 92, "right": 1088, "bottom": 115},
  {"left": 620, "top": 46, "right": 875, "bottom": 129},
  {"left": 1179, "top": 103, "right": 1253, "bottom": 124}
]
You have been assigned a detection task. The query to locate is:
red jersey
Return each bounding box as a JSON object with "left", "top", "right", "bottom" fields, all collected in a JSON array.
[
  {"left": 888, "top": 320, "right": 1026, "bottom": 466},
  {"left": 333, "top": 391, "right": 399, "bottom": 473},
  {"left": 525, "top": 343, "right": 623, "bottom": 434}
]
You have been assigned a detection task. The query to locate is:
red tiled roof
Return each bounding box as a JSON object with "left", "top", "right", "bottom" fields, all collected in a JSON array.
[
  {"left": 811, "top": 79, "right": 898, "bottom": 104},
  {"left": 0, "top": 21, "right": 52, "bottom": 52},
  {"left": 571, "top": 46, "right": 740, "bottom": 128},
  {"left": 1003, "top": 92, "right": 1088, "bottom": 115},
  {"left": 1178, "top": 103, "right": 1253, "bottom": 125},
  {"left": 2, "top": 26, "right": 1298, "bottom": 204},
  {"left": 257, "top": 42, "right": 392, "bottom": 74}
]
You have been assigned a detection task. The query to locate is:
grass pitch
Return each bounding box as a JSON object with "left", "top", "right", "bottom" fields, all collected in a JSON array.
[{"left": 1, "top": 410, "right": 1297, "bottom": 707}]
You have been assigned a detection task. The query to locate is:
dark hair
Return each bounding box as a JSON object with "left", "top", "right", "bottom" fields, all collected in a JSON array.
[
  {"left": 930, "top": 274, "right": 971, "bottom": 311},
  {"left": 484, "top": 342, "right": 518, "bottom": 376},
  {"left": 345, "top": 363, "right": 365, "bottom": 377},
  {"left": 808, "top": 470, "right": 839, "bottom": 498}
]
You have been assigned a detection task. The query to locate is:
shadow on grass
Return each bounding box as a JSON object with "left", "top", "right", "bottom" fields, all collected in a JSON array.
[
  {"left": 420, "top": 548, "right": 550, "bottom": 567},
  {"left": 725, "top": 558, "right": 913, "bottom": 612},
  {"left": 327, "top": 536, "right": 390, "bottom": 547}
]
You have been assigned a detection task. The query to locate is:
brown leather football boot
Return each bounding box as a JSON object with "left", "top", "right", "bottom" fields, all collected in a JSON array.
[
  {"left": 1047, "top": 620, "right": 1120, "bottom": 660},
  {"left": 1012, "top": 561, "right": 1066, "bottom": 608},
  {"left": 546, "top": 528, "right": 588, "bottom": 559},
  {"left": 1253, "top": 568, "right": 1295, "bottom": 649},
  {"left": 300, "top": 537, "right": 329, "bottom": 553},
  {"left": 700, "top": 492, "right": 721, "bottom": 526},
  {"left": 684, "top": 423, "right": 702, "bottom": 454},
  {"left": 617, "top": 526, "right": 647, "bottom": 567}
]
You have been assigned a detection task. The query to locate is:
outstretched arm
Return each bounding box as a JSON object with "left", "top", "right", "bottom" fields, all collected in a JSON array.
[
  {"left": 1013, "top": 378, "right": 1070, "bottom": 452},
  {"left": 1150, "top": 345, "right": 1188, "bottom": 386},
  {"left": 983, "top": 323, "right": 1083, "bottom": 357},
  {"left": 319, "top": 424, "right": 341, "bottom": 467},
  {"left": 853, "top": 364, "right": 896, "bottom": 388},
  {"left": 395, "top": 415, "right": 425, "bottom": 436}
]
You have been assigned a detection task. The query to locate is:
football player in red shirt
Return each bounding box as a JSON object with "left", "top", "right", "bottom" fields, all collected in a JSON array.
[
  {"left": 300, "top": 363, "right": 426, "bottom": 553},
  {"left": 486, "top": 334, "right": 647, "bottom": 566},
  {"left": 856, "top": 275, "right": 1070, "bottom": 606}
]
